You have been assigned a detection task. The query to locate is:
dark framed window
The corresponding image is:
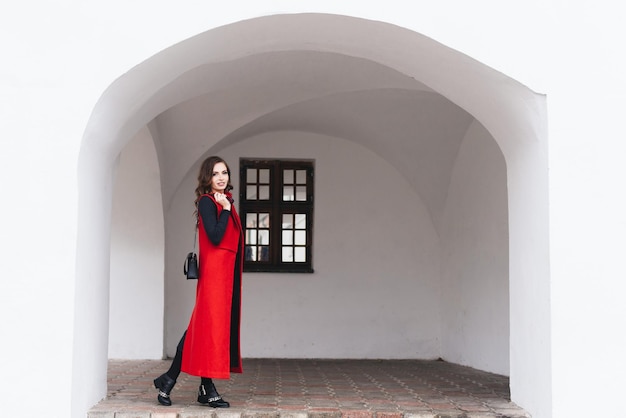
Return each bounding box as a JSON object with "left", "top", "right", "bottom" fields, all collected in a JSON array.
[{"left": 240, "top": 159, "right": 314, "bottom": 273}]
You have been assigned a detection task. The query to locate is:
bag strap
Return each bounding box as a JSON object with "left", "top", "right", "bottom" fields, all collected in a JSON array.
[{"left": 193, "top": 208, "right": 198, "bottom": 252}]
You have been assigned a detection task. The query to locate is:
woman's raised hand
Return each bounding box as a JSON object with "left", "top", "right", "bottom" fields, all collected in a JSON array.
[{"left": 214, "top": 193, "right": 231, "bottom": 210}]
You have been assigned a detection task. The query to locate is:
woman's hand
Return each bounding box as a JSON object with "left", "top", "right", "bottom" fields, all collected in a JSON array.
[{"left": 213, "top": 193, "right": 231, "bottom": 211}]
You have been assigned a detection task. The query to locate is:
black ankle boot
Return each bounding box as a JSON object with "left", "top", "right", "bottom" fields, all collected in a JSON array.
[
  {"left": 153, "top": 373, "right": 176, "bottom": 406},
  {"left": 198, "top": 381, "right": 230, "bottom": 408}
]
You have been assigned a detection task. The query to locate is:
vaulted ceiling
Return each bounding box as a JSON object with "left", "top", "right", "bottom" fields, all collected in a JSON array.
[
  {"left": 149, "top": 50, "right": 475, "bottom": 226},
  {"left": 82, "top": 13, "right": 543, "bottom": 233}
]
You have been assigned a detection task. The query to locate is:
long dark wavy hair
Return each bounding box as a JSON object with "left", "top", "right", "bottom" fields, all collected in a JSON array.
[{"left": 194, "top": 156, "right": 233, "bottom": 215}]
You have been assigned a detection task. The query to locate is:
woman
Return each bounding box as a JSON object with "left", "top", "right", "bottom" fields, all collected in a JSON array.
[{"left": 153, "top": 156, "right": 243, "bottom": 407}]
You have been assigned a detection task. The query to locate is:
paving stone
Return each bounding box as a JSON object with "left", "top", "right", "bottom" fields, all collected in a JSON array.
[
  {"left": 87, "top": 411, "right": 116, "bottom": 418},
  {"left": 178, "top": 410, "right": 216, "bottom": 418},
  {"left": 340, "top": 411, "right": 374, "bottom": 418},
  {"left": 113, "top": 412, "right": 152, "bottom": 418},
  {"left": 214, "top": 411, "right": 243, "bottom": 418},
  {"left": 277, "top": 413, "right": 308, "bottom": 418},
  {"left": 151, "top": 413, "right": 180, "bottom": 418}
]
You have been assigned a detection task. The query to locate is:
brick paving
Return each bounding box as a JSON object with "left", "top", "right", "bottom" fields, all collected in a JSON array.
[{"left": 88, "top": 359, "right": 530, "bottom": 418}]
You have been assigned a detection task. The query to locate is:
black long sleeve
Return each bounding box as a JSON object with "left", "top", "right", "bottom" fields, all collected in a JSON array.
[{"left": 198, "top": 196, "right": 231, "bottom": 245}]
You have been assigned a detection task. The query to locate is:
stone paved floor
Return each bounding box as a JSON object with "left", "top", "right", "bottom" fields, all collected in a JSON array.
[{"left": 88, "top": 359, "right": 530, "bottom": 417}]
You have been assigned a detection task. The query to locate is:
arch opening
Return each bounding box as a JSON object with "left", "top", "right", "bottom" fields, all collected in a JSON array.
[{"left": 75, "top": 13, "right": 549, "bottom": 417}]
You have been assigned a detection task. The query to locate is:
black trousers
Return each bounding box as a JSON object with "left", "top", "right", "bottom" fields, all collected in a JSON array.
[{"left": 166, "top": 331, "right": 186, "bottom": 380}]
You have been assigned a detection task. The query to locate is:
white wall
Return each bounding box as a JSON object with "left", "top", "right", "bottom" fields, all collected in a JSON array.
[
  {"left": 440, "top": 121, "right": 509, "bottom": 375},
  {"left": 548, "top": 4, "right": 626, "bottom": 417},
  {"left": 165, "top": 131, "right": 442, "bottom": 359},
  {"left": 109, "top": 127, "right": 165, "bottom": 359}
]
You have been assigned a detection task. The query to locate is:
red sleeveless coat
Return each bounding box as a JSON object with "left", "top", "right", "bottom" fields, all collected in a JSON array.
[{"left": 181, "top": 193, "right": 243, "bottom": 378}]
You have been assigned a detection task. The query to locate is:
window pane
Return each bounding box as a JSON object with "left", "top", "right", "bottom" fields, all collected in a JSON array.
[
  {"left": 296, "top": 170, "right": 306, "bottom": 184},
  {"left": 246, "top": 230, "right": 257, "bottom": 245},
  {"left": 295, "top": 247, "right": 306, "bottom": 262},
  {"left": 247, "top": 168, "right": 257, "bottom": 183},
  {"left": 283, "top": 186, "right": 294, "bottom": 201},
  {"left": 282, "top": 246, "right": 293, "bottom": 262},
  {"left": 296, "top": 186, "right": 307, "bottom": 201},
  {"left": 295, "top": 230, "right": 306, "bottom": 245},
  {"left": 245, "top": 246, "right": 256, "bottom": 261},
  {"left": 259, "top": 169, "right": 270, "bottom": 183},
  {"left": 283, "top": 169, "right": 294, "bottom": 184},
  {"left": 258, "top": 246, "right": 270, "bottom": 261},
  {"left": 295, "top": 214, "right": 306, "bottom": 228},
  {"left": 282, "top": 230, "right": 293, "bottom": 245},
  {"left": 259, "top": 213, "right": 270, "bottom": 227},
  {"left": 258, "top": 229, "right": 270, "bottom": 245},
  {"left": 259, "top": 185, "right": 270, "bottom": 200},
  {"left": 246, "top": 213, "right": 257, "bottom": 228},
  {"left": 282, "top": 214, "right": 293, "bottom": 228},
  {"left": 247, "top": 185, "right": 257, "bottom": 200}
]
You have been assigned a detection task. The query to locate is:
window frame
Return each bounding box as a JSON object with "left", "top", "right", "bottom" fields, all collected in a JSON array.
[{"left": 239, "top": 158, "right": 314, "bottom": 273}]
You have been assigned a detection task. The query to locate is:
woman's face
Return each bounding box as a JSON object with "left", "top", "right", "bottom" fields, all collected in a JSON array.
[{"left": 210, "top": 162, "right": 229, "bottom": 193}]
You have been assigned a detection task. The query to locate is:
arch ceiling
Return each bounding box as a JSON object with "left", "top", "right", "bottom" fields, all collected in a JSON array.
[
  {"left": 84, "top": 13, "right": 532, "bottom": 232},
  {"left": 150, "top": 50, "right": 476, "bottom": 229}
]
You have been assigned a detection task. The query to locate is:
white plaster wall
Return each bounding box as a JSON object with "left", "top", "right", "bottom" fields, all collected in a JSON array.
[
  {"left": 548, "top": 4, "right": 626, "bottom": 417},
  {"left": 440, "top": 121, "right": 509, "bottom": 375},
  {"left": 164, "top": 131, "right": 441, "bottom": 359},
  {"left": 109, "top": 127, "right": 164, "bottom": 359}
]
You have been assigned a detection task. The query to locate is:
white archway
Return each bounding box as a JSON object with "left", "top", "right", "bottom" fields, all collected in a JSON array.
[{"left": 75, "top": 13, "right": 549, "bottom": 417}]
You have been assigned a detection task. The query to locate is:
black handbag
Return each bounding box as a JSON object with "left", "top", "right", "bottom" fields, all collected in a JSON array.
[
  {"left": 184, "top": 214, "right": 199, "bottom": 280},
  {"left": 184, "top": 251, "right": 198, "bottom": 280}
]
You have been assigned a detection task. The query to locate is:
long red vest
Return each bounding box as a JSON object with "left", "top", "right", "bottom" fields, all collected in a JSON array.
[{"left": 181, "top": 193, "right": 243, "bottom": 378}]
